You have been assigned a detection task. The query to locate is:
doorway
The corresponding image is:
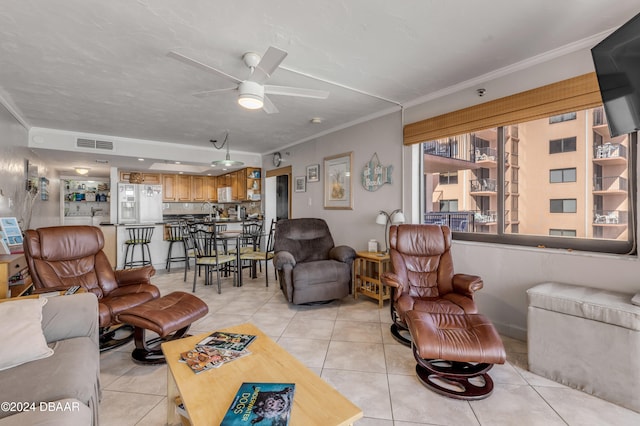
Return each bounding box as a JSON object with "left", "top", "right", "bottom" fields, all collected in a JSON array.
[{"left": 265, "top": 166, "right": 292, "bottom": 228}]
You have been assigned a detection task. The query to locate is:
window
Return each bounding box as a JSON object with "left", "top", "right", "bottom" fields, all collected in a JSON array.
[
  {"left": 409, "top": 74, "right": 636, "bottom": 254},
  {"left": 439, "top": 200, "right": 458, "bottom": 212},
  {"left": 550, "top": 168, "right": 576, "bottom": 183},
  {"left": 549, "top": 137, "right": 577, "bottom": 154},
  {"left": 550, "top": 199, "right": 577, "bottom": 213},
  {"left": 439, "top": 172, "right": 458, "bottom": 185},
  {"left": 549, "top": 112, "right": 577, "bottom": 123},
  {"left": 550, "top": 229, "right": 577, "bottom": 236}
]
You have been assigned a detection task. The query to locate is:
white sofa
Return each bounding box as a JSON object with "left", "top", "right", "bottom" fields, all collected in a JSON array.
[{"left": 527, "top": 282, "right": 640, "bottom": 413}]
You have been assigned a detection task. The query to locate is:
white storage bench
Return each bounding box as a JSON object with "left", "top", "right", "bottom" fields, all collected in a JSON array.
[{"left": 527, "top": 282, "right": 640, "bottom": 413}]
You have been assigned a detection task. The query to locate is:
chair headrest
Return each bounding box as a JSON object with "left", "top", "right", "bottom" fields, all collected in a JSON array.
[
  {"left": 390, "top": 224, "right": 451, "bottom": 256},
  {"left": 26, "top": 226, "right": 105, "bottom": 261}
]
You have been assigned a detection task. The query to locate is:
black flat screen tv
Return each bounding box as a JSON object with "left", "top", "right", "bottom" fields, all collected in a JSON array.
[{"left": 591, "top": 11, "right": 640, "bottom": 137}]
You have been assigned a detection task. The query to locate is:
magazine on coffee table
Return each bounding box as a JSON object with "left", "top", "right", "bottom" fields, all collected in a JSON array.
[
  {"left": 196, "top": 331, "right": 257, "bottom": 352},
  {"left": 180, "top": 346, "right": 250, "bottom": 374},
  {"left": 220, "top": 382, "right": 295, "bottom": 426}
]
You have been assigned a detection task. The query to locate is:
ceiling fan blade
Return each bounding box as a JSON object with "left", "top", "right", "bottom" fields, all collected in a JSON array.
[
  {"left": 167, "top": 51, "right": 243, "bottom": 84},
  {"left": 262, "top": 96, "right": 279, "bottom": 114},
  {"left": 192, "top": 87, "right": 238, "bottom": 98},
  {"left": 249, "top": 47, "right": 288, "bottom": 84},
  {"left": 264, "top": 85, "right": 329, "bottom": 99}
]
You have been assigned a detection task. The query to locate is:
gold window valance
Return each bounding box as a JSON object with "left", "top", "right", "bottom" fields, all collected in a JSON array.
[{"left": 404, "top": 72, "right": 603, "bottom": 145}]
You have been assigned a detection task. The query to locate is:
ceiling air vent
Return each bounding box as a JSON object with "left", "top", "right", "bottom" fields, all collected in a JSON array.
[
  {"left": 76, "top": 138, "right": 96, "bottom": 149},
  {"left": 95, "top": 140, "right": 114, "bottom": 150},
  {"left": 76, "top": 138, "right": 114, "bottom": 151}
]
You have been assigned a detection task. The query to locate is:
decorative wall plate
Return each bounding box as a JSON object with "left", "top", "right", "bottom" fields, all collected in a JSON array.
[{"left": 361, "top": 152, "right": 392, "bottom": 191}]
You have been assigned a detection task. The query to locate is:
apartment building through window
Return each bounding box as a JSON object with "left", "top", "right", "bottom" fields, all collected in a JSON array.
[{"left": 418, "top": 106, "right": 636, "bottom": 254}]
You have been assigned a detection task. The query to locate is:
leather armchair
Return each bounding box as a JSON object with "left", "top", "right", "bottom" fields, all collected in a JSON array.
[
  {"left": 381, "top": 224, "right": 482, "bottom": 345},
  {"left": 273, "top": 218, "right": 356, "bottom": 304},
  {"left": 23, "top": 225, "right": 161, "bottom": 350}
]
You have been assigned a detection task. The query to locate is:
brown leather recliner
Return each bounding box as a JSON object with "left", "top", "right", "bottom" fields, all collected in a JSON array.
[
  {"left": 23, "top": 225, "right": 161, "bottom": 350},
  {"left": 381, "top": 224, "right": 483, "bottom": 346}
]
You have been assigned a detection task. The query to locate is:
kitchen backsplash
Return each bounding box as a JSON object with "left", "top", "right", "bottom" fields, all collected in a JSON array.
[{"left": 162, "top": 202, "right": 261, "bottom": 216}]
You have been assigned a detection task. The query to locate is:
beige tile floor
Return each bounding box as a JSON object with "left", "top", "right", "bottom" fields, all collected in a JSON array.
[{"left": 99, "top": 267, "right": 640, "bottom": 425}]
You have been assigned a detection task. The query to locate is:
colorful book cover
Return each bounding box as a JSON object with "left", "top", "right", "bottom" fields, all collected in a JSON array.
[
  {"left": 196, "top": 331, "right": 257, "bottom": 352},
  {"left": 180, "top": 347, "right": 250, "bottom": 374},
  {"left": 220, "top": 382, "right": 295, "bottom": 426}
]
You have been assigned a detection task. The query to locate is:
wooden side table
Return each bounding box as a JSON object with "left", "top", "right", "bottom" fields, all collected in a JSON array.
[
  {"left": 0, "top": 254, "right": 33, "bottom": 299},
  {"left": 353, "top": 251, "right": 391, "bottom": 308}
]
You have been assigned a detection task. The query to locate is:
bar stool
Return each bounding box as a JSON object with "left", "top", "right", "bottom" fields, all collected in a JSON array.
[
  {"left": 165, "top": 223, "right": 186, "bottom": 272},
  {"left": 123, "top": 227, "right": 154, "bottom": 268}
]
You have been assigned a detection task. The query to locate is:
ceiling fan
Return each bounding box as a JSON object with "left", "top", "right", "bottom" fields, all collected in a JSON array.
[{"left": 167, "top": 46, "right": 329, "bottom": 114}]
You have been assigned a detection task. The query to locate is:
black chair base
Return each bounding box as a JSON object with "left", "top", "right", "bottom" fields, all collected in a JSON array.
[
  {"left": 413, "top": 345, "right": 495, "bottom": 400},
  {"left": 99, "top": 324, "right": 135, "bottom": 352},
  {"left": 131, "top": 325, "right": 191, "bottom": 365},
  {"left": 390, "top": 323, "right": 412, "bottom": 347}
]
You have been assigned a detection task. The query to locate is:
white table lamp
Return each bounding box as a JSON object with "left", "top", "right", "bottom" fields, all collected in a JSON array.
[{"left": 376, "top": 209, "right": 405, "bottom": 253}]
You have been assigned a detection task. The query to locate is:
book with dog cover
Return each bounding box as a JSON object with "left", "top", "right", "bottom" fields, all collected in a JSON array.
[{"left": 220, "top": 382, "right": 295, "bottom": 426}]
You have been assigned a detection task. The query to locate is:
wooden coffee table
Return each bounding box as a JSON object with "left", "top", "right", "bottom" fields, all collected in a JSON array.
[{"left": 161, "top": 323, "right": 363, "bottom": 425}]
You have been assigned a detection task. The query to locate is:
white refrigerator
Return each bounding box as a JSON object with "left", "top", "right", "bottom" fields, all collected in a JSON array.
[{"left": 117, "top": 184, "right": 163, "bottom": 223}]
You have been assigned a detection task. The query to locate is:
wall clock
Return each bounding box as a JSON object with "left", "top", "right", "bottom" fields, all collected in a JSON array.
[{"left": 273, "top": 152, "right": 282, "bottom": 167}]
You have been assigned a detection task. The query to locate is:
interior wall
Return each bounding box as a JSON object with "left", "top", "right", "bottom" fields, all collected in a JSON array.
[
  {"left": 261, "top": 45, "right": 640, "bottom": 341},
  {"left": 262, "top": 111, "right": 403, "bottom": 252},
  {"left": 0, "top": 105, "right": 60, "bottom": 230},
  {"left": 405, "top": 47, "right": 640, "bottom": 340}
]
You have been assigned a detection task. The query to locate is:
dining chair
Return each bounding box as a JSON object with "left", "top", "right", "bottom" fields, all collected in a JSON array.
[
  {"left": 189, "top": 226, "right": 237, "bottom": 293},
  {"left": 181, "top": 221, "right": 198, "bottom": 282},
  {"left": 239, "top": 220, "right": 264, "bottom": 253},
  {"left": 240, "top": 219, "right": 276, "bottom": 286}
]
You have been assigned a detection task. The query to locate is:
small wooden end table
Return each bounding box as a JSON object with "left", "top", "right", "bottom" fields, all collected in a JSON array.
[{"left": 353, "top": 251, "right": 391, "bottom": 308}]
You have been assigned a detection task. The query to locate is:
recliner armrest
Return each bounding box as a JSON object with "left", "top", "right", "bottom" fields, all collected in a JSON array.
[
  {"left": 452, "top": 273, "right": 483, "bottom": 297},
  {"left": 381, "top": 272, "right": 404, "bottom": 300},
  {"left": 273, "top": 251, "right": 296, "bottom": 270},
  {"left": 114, "top": 265, "right": 156, "bottom": 286},
  {"left": 329, "top": 245, "right": 356, "bottom": 264}
]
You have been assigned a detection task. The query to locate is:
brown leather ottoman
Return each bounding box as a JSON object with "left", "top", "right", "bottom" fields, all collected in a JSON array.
[
  {"left": 405, "top": 310, "right": 506, "bottom": 400},
  {"left": 117, "top": 291, "right": 209, "bottom": 364}
]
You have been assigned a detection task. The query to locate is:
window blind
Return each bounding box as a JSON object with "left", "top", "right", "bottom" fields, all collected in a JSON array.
[{"left": 404, "top": 73, "right": 602, "bottom": 145}]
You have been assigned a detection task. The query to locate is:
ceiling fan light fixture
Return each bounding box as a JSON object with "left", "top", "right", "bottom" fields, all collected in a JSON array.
[
  {"left": 238, "top": 93, "right": 264, "bottom": 110},
  {"left": 238, "top": 81, "right": 264, "bottom": 110}
]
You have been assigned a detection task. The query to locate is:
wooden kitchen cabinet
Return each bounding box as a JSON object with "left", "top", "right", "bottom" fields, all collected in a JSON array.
[
  {"left": 230, "top": 171, "right": 239, "bottom": 200},
  {"left": 205, "top": 176, "right": 217, "bottom": 201},
  {"left": 177, "top": 175, "right": 192, "bottom": 201},
  {"left": 162, "top": 174, "right": 178, "bottom": 201},
  {"left": 191, "top": 176, "right": 206, "bottom": 201},
  {"left": 235, "top": 169, "right": 247, "bottom": 200}
]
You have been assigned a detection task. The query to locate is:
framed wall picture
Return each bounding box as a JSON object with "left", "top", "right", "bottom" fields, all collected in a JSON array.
[
  {"left": 294, "top": 176, "right": 306, "bottom": 193},
  {"left": 323, "top": 152, "right": 353, "bottom": 210},
  {"left": 306, "top": 164, "right": 320, "bottom": 182}
]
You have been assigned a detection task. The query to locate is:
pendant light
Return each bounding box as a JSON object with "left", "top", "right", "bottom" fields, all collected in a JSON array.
[{"left": 210, "top": 131, "right": 244, "bottom": 167}]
